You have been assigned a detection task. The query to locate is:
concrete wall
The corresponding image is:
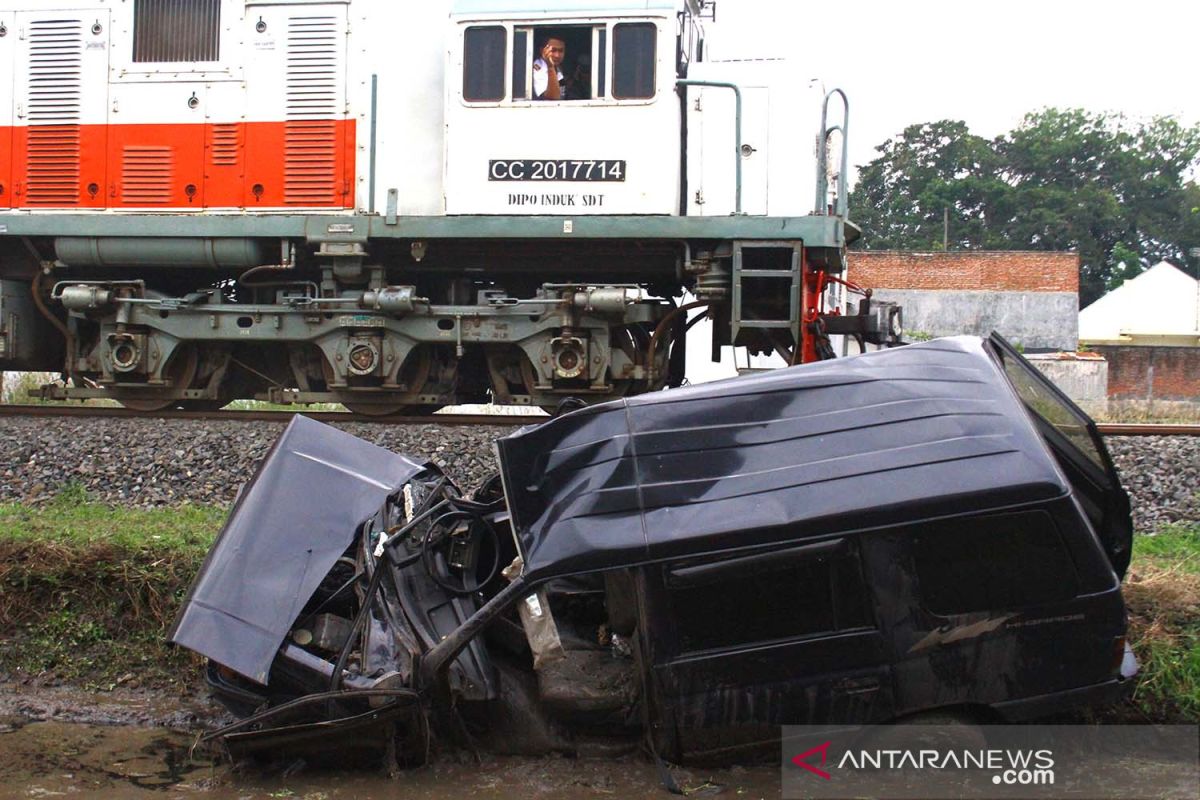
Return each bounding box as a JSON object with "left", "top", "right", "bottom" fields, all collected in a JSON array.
[
  {"left": 867, "top": 288, "right": 1079, "bottom": 351},
  {"left": 1025, "top": 354, "right": 1109, "bottom": 410},
  {"left": 1091, "top": 345, "right": 1200, "bottom": 401},
  {"left": 847, "top": 251, "right": 1080, "bottom": 351}
]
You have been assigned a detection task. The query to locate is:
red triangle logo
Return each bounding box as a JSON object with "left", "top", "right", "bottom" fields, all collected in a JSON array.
[{"left": 791, "top": 740, "right": 833, "bottom": 780}]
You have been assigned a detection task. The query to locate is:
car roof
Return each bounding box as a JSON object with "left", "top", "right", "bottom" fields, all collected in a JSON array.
[{"left": 497, "top": 336, "right": 1069, "bottom": 581}]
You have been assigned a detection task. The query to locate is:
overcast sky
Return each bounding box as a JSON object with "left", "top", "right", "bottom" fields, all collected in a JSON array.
[{"left": 707, "top": 0, "right": 1200, "bottom": 183}]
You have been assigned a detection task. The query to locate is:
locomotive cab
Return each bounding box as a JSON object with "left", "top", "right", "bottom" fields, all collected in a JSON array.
[{"left": 444, "top": 2, "right": 678, "bottom": 215}]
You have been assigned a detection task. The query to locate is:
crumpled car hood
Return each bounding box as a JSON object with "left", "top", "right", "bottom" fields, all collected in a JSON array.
[{"left": 169, "top": 415, "right": 426, "bottom": 684}]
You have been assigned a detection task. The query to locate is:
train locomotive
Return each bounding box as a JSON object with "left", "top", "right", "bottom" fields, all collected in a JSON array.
[{"left": 0, "top": 0, "right": 901, "bottom": 413}]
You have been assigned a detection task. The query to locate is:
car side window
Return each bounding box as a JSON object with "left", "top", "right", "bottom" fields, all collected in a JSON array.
[
  {"left": 913, "top": 510, "right": 1079, "bottom": 615},
  {"left": 665, "top": 539, "right": 872, "bottom": 654}
]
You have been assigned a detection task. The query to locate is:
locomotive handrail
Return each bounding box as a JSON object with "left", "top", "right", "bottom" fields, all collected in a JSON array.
[
  {"left": 369, "top": 74, "right": 379, "bottom": 214},
  {"left": 676, "top": 79, "right": 743, "bottom": 215},
  {"left": 815, "top": 88, "right": 850, "bottom": 217}
]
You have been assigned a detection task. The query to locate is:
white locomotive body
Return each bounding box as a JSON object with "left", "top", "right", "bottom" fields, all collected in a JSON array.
[{"left": 0, "top": 0, "right": 895, "bottom": 412}]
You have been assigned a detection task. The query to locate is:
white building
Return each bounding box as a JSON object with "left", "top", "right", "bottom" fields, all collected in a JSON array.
[{"left": 1079, "top": 261, "right": 1200, "bottom": 346}]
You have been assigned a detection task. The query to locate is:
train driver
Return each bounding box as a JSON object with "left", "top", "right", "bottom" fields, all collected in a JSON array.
[{"left": 534, "top": 35, "right": 567, "bottom": 100}]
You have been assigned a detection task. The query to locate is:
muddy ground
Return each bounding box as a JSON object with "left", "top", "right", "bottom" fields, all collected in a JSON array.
[{"left": 0, "top": 681, "right": 782, "bottom": 799}]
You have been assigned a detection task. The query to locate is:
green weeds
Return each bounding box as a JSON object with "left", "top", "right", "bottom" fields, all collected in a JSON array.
[
  {"left": 1124, "top": 523, "right": 1200, "bottom": 721},
  {"left": 0, "top": 484, "right": 225, "bottom": 557}
]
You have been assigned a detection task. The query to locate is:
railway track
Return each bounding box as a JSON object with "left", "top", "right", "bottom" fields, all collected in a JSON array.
[
  {"left": 1094, "top": 423, "right": 1200, "bottom": 437},
  {"left": 0, "top": 403, "right": 545, "bottom": 427},
  {"left": 0, "top": 403, "right": 1197, "bottom": 435}
]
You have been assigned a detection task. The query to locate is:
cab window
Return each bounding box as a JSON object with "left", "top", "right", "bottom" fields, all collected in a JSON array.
[
  {"left": 463, "top": 26, "right": 507, "bottom": 102},
  {"left": 612, "top": 23, "right": 656, "bottom": 98},
  {"left": 461, "top": 22, "right": 657, "bottom": 103},
  {"left": 525, "top": 25, "right": 595, "bottom": 101}
]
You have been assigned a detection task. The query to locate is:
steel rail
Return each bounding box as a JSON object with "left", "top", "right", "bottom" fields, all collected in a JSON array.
[
  {"left": 0, "top": 405, "right": 1197, "bottom": 435},
  {"left": 0, "top": 403, "right": 545, "bottom": 427},
  {"left": 1095, "top": 423, "right": 1200, "bottom": 437}
]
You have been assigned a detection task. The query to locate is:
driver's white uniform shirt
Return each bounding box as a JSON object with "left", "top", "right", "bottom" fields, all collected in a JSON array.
[{"left": 533, "top": 58, "right": 565, "bottom": 99}]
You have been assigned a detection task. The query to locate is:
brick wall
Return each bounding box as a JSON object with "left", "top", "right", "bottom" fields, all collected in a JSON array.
[
  {"left": 1091, "top": 345, "right": 1200, "bottom": 400},
  {"left": 847, "top": 251, "right": 1079, "bottom": 293}
]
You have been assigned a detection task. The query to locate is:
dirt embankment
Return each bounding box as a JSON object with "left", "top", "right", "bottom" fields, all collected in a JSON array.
[{"left": 0, "top": 537, "right": 205, "bottom": 695}]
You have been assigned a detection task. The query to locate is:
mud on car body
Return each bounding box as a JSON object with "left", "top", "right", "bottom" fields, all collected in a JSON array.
[{"left": 170, "top": 334, "right": 1137, "bottom": 764}]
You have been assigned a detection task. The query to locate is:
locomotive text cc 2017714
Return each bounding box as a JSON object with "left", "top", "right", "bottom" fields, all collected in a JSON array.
[{"left": 0, "top": 0, "right": 901, "bottom": 412}]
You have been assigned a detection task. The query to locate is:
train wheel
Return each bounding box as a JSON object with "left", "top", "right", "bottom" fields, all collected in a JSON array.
[
  {"left": 518, "top": 356, "right": 570, "bottom": 414},
  {"left": 114, "top": 345, "right": 200, "bottom": 412},
  {"left": 342, "top": 400, "right": 409, "bottom": 417},
  {"left": 339, "top": 346, "right": 434, "bottom": 417},
  {"left": 114, "top": 396, "right": 180, "bottom": 412}
]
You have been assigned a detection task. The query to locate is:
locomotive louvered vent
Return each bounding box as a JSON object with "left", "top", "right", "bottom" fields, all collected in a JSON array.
[
  {"left": 122, "top": 146, "right": 174, "bottom": 204},
  {"left": 25, "top": 19, "right": 83, "bottom": 205},
  {"left": 210, "top": 123, "right": 240, "bottom": 166},
  {"left": 133, "top": 0, "right": 221, "bottom": 63},
  {"left": 284, "top": 16, "right": 339, "bottom": 205}
]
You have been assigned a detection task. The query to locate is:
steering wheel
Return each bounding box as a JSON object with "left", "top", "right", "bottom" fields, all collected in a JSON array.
[{"left": 420, "top": 509, "right": 501, "bottom": 595}]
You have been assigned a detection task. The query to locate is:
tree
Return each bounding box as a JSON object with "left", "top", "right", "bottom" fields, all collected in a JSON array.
[
  {"left": 849, "top": 120, "right": 1008, "bottom": 251},
  {"left": 848, "top": 109, "right": 1200, "bottom": 306}
]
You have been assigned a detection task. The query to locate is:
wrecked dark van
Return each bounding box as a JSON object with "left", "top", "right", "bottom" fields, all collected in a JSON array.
[{"left": 170, "top": 334, "right": 1136, "bottom": 764}]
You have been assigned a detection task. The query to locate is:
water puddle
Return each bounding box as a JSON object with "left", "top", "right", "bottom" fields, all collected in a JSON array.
[{"left": 0, "top": 719, "right": 213, "bottom": 798}]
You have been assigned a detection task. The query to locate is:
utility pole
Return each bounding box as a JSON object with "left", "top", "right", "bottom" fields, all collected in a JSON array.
[{"left": 943, "top": 207, "right": 949, "bottom": 251}]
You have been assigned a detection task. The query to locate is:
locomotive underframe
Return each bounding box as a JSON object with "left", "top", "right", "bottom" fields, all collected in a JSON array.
[
  {"left": 0, "top": 213, "right": 879, "bottom": 411},
  {"left": 49, "top": 294, "right": 665, "bottom": 411}
]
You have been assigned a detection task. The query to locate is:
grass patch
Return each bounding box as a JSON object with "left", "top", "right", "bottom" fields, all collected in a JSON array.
[
  {"left": 0, "top": 482, "right": 225, "bottom": 555},
  {"left": 1127, "top": 524, "right": 1200, "bottom": 571},
  {"left": 0, "top": 485, "right": 226, "bottom": 689},
  {"left": 1094, "top": 400, "right": 1200, "bottom": 424},
  {"left": 1123, "top": 523, "right": 1200, "bottom": 721}
]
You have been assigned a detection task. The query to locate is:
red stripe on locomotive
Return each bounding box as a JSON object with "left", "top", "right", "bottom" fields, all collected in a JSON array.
[{"left": 0, "top": 120, "right": 356, "bottom": 209}]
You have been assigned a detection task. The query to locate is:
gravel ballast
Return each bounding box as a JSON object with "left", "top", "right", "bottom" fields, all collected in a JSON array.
[
  {"left": 0, "top": 416, "right": 1196, "bottom": 533},
  {"left": 1105, "top": 436, "right": 1200, "bottom": 533},
  {"left": 0, "top": 416, "right": 508, "bottom": 508}
]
